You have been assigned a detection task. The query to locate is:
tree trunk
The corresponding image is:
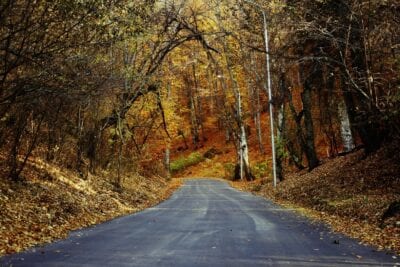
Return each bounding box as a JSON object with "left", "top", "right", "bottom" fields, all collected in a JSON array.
[
  {"left": 287, "top": 88, "right": 306, "bottom": 170},
  {"left": 189, "top": 91, "right": 200, "bottom": 147},
  {"left": 338, "top": 100, "right": 355, "bottom": 152},
  {"left": 276, "top": 72, "right": 288, "bottom": 181},
  {"left": 164, "top": 146, "right": 171, "bottom": 180},
  {"left": 276, "top": 104, "right": 285, "bottom": 181},
  {"left": 301, "top": 79, "right": 319, "bottom": 170}
]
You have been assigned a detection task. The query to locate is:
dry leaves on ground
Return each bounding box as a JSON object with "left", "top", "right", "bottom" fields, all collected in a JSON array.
[{"left": 0, "top": 160, "right": 181, "bottom": 256}]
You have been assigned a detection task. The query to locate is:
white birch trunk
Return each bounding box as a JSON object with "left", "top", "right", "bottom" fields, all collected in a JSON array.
[
  {"left": 165, "top": 146, "right": 170, "bottom": 180},
  {"left": 277, "top": 104, "right": 284, "bottom": 140},
  {"left": 237, "top": 90, "right": 250, "bottom": 180},
  {"left": 338, "top": 101, "right": 355, "bottom": 152},
  {"left": 240, "top": 124, "right": 250, "bottom": 175}
]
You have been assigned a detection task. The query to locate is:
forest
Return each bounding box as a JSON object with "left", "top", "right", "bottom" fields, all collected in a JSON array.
[{"left": 0, "top": 0, "right": 399, "bottom": 257}]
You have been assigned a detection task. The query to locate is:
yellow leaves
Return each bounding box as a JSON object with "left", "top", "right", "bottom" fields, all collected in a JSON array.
[
  {"left": 162, "top": 97, "right": 183, "bottom": 137},
  {"left": 267, "top": 0, "right": 287, "bottom": 15}
]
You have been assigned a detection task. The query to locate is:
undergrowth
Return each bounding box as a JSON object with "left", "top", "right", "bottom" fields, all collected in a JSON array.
[{"left": 170, "top": 152, "right": 204, "bottom": 174}]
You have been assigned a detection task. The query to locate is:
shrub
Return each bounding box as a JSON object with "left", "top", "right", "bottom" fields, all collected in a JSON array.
[
  {"left": 223, "top": 162, "right": 236, "bottom": 180},
  {"left": 252, "top": 161, "right": 271, "bottom": 179}
]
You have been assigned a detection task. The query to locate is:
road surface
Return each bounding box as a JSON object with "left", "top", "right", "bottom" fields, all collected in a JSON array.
[{"left": 1, "top": 179, "right": 398, "bottom": 266}]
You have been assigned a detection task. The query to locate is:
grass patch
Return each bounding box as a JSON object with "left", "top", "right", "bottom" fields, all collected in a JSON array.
[
  {"left": 222, "top": 161, "right": 271, "bottom": 180},
  {"left": 170, "top": 152, "right": 204, "bottom": 174},
  {"left": 252, "top": 161, "right": 271, "bottom": 179},
  {"left": 223, "top": 162, "right": 235, "bottom": 180}
]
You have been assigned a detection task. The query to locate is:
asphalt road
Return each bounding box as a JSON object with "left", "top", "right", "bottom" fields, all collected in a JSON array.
[{"left": 1, "top": 179, "right": 398, "bottom": 266}]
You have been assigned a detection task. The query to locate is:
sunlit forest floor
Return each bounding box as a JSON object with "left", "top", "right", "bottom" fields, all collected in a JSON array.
[
  {"left": 177, "top": 137, "right": 400, "bottom": 255},
  {"left": 0, "top": 160, "right": 181, "bottom": 256}
]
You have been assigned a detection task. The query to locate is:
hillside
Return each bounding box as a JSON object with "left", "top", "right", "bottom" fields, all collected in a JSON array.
[{"left": 0, "top": 159, "right": 180, "bottom": 256}]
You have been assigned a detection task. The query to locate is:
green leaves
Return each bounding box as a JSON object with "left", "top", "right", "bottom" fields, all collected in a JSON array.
[{"left": 170, "top": 152, "right": 205, "bottom": 174}]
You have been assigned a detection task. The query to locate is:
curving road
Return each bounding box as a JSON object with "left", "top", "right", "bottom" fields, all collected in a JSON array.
[{"left": 1, "top": 179, "right": 398, "bottom": 266}]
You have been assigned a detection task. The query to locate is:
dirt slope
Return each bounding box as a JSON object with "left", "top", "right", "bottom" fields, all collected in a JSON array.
[{"left": 0, "top": 159, "right": 181, "bottom": 256}]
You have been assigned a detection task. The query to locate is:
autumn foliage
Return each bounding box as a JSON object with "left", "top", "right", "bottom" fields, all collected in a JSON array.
[{"left": 0, "top": 0, "right": 399, "bottom": 256}]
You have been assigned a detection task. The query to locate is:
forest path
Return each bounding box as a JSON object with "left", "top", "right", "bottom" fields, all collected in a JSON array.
[{"left": 1, "top": 179, "right": 398, "bottom": 267}]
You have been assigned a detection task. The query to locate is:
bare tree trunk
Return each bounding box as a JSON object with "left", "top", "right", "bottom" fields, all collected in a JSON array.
[
  {"left": 164, "top": 146, "right": 171, "bottom": 180},
  {"left": 9, "top": 113, "right": 43, "bottom": 181},
  {"left": 301, "top": 79, "right": 319, "bottom": 170},
  {"left": 189, "top": 90, "right": 200, "bottom": 147},
  {"left": 255, "top": 86, "right": 264, "bottom": 154},
  {"left": 276, "top": 103, "right": 285, "bottom": 181},
  {"left": 276, "top": 72, "right": 288, "bottom": 181},
  {"left": 287, "top": 88, "right": 306, "bottom": 170},
  {"left": 115, "top": 112, "right": 124, "bottom": 188},
  {"left": 76, "top": 105, "right": 88, "bottom": 179}
]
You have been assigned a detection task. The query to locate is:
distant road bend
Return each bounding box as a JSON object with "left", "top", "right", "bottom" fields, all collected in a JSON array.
[{"left": 1, "top": 179, "right": 398, "bottom": 266}]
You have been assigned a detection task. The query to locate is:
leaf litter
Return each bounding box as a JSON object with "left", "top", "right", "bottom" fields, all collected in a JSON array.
[{"left": 0, "top": 159, "right": 181, "bottom": 256}]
